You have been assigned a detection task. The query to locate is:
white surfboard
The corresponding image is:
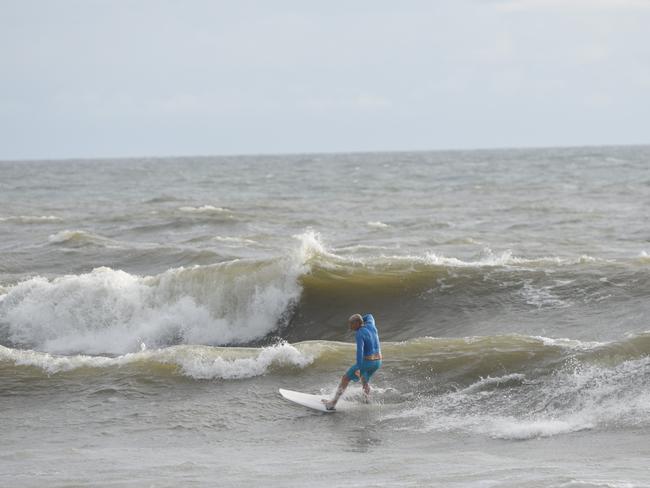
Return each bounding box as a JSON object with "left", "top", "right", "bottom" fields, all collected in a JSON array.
[{"left": 279, "top": 388, "right": 336, "bottom": 413}]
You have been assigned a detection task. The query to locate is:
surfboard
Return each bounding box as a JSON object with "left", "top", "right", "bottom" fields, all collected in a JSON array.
[{"left": 279, "top": 388, "right": 336, "bottom": 413}]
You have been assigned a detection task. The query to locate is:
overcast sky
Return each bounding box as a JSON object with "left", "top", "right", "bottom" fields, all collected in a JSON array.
[{"left": 1, "top": 0, "right": 649, "bottom": 160}]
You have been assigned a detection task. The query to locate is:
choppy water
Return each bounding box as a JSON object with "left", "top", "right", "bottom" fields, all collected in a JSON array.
[{"left": 2, "top": 146, "right": 650, "bottom": 487}]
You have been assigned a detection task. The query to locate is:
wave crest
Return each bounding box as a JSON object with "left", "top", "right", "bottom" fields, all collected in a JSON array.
[{"left": 48, "top": 229, "right": 115, "bottom": 247}]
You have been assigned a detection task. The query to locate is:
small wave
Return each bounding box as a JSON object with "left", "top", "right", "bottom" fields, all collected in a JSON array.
[
  {"left": 442, "top": 237, "right": 482, "bottom": 245},
  {"left": 0, "top": 344, "right": 121, "bottom": 374},
  {"left": 142, "top": 195, "right": 182, "bottom": 204},
  {"left": 638, "top": 251, "right": 650, "bottom": 264},
  {"left": 0, "top": 215, "right": 63, "bottom": 224},
  {"left": 48, "top": 229, "right": 116, "bottom": 247},
  {"left": 367, "top": 221, "right": 389, "bottom": 229},
  {"left": 0, "top": 342, "right": 314, "bottom": 379},
  {"left": 458, "top": 373, "right": 526, "bottom": 394},
  {"left": 175, "top": 342, "right": 313, "bottom": 379},
  {"left": 178, "top": 205, "right": 230, "bottom": 214},
  {"left": 213, "top": 236, "right": 258, "bottom": 246},
  {"left": 578, "top": 254, "right": 598, "bottom": 263}
]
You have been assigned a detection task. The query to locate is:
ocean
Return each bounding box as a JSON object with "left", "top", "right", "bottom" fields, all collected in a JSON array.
[{"left": 2, "top": 145, "right": 650, "bottom": 487}]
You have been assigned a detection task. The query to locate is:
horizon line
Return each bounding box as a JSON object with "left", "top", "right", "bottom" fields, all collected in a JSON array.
[{"left": 1, "top": 141, "right": 649, "bottom": 163}]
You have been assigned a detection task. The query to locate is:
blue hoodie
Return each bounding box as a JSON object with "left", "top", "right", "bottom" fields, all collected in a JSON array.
[{"left": 354, "top": 313, "right": 381, "bottom": 369}]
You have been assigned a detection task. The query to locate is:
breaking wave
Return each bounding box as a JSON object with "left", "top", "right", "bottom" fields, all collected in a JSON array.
[
  {"left": 1, "top": 230, "right": 647, "bottom": 355},
  {"left": 387, "top": 353, "right": 650, "bottom": 440},
  {"left": 380, "top": 333, "right": 650, "bottom": 440},
  {"left": 0, "top": 232, "right": 321, "bottom": 354}
]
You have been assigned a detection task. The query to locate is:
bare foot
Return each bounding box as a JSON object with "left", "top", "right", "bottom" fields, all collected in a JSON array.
[
  {"left": 321, "top": 399, "right": 336, "bottom": 410},
  {"left": 362, "top": 384, "right": 371, "bottom": 403}
]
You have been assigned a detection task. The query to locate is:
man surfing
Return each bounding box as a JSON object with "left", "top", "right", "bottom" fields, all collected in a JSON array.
[{"left": 323, "top": 313, "right": 382, "bottom": 410}]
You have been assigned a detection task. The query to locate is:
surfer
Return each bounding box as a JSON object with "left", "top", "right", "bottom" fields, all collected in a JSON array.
[{"left": 323, "top": 313, "right": 382, "bottom": 410}]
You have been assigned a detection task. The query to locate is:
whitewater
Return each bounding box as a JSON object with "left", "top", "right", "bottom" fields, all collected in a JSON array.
[{"left": 2, "top": 146, "right": 650, "bottom": 487}]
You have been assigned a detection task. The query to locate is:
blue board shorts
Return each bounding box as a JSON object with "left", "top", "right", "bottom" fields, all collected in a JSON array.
[{"left": 346, "top": 359, "right": 382, "bottom": 383}]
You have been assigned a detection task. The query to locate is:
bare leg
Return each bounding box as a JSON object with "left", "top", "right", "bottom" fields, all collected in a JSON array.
[
  {"left": 361, "top": 378, "right": 371, "bottom": 403},
  {"left": 324, "top": 374, "right": 350, "bottom": 410}
]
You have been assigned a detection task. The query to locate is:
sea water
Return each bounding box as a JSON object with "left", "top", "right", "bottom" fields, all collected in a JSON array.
[{"left": 2, "top": 146, "right": 650, "bottom": 487}]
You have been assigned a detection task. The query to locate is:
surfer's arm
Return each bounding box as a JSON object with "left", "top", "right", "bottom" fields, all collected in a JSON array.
[{"left": 355, "top": 330, "right": 364, "bottom": 369}]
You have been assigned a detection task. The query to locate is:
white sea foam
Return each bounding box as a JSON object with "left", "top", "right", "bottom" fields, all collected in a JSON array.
[
  {"left": 533, "top": 336, "right": 604, "bottom": 350},
  {"left": 213, "top": 236, "right": 258, "bottom": 246},
  {"left": 367, "top": 221, "right": 389, "bottom": 229},
  {"left": 0, "top": 344, "right": 119, "bottom": 373},
  {"left": 519, "top": 281, "right": 569, "bottom": 309},
  {"left": 0, "top": 231, "right": 324, "bottom": 355},
  {"left": 293, "top": 229, "right": 344, "bottom": 264},
  {"left": 178, "top": 205, "right": 229, "bottom": 214},
  {"left": 578, "top": 254, "right": 598, "bottom": 263},
  {"left": 387, "top": 357, "right": 650, "bottom": 440},
  {"left": 174, "top": 342, "right": 314, "bottom": 380},
  {"left": 424, "top": 249, "right": 548, "bottom": 267},
  {"left": 478, "top": 416, "right": 594, "bottom": 440},
  {"left": 459, "top": 373, "right": 526, "bottom": 394},
  {"left": 0, "top": 215, "right": 63, "bottom": 224},
  {"left": 422, "top": 249, "right": 597, "bottom": 268},
  {"left": 333, "top": 244, "right": 399, "bottom": 253}
]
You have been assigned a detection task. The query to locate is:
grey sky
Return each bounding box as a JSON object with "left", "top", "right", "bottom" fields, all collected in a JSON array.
[{"left": 1, "top": 0, "right": 649, "bottom": 159}]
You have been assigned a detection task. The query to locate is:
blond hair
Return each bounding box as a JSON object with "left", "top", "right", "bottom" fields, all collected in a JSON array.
[{"left": 348, "top": 313, "right": 363, "bottom": 326}]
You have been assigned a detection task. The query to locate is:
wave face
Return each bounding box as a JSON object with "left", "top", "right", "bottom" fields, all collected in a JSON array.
[{"left": 285, "top": 249, "right": 650, "bottom": 344}]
